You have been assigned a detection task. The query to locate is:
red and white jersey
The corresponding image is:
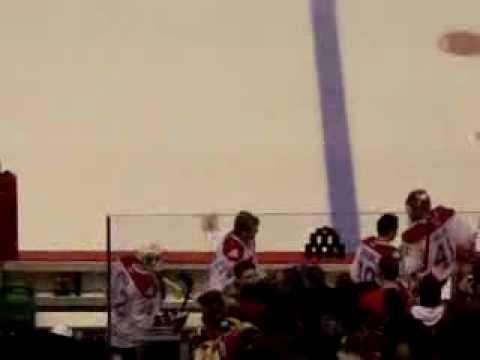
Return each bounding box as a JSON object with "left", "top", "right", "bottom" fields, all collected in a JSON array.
[
  {"left": 351, "top": 236, "right": 399, "bottom": 284},
  {"left": 401, "top": 206, "right": 475, "bottom": 281},
  {"left": 110, "top": 255, "right": 161, "bottom": 348},
  {"left": 208, "top": 232, "right": 256, "bottom": 290}
]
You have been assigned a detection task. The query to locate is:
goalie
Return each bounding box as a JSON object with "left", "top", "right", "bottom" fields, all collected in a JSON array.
[
  {"left": 110, "top": 243, "right": 182, "bottom": 360},
  {"left": 401, "top": 190, "right": 476, "bottom": 294}
]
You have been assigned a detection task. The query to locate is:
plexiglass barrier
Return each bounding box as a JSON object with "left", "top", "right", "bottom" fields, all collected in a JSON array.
[{"left": 107, "top": 211, "right": 480, "bottom": 252}]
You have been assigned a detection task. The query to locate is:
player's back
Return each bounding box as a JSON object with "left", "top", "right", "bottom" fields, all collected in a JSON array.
[
  {"left": 351, "top": 236, "right": 398, "bottom": 284},
  {"left": 402, "top": 206, "right": 474, "bottom": 280}
]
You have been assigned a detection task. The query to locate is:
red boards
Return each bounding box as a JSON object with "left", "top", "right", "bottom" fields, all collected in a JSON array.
[{"left": 0, "top": 171, "right": 18, "bottom": 261}]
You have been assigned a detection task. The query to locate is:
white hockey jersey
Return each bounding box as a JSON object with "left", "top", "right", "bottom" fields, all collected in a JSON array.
[
  {"left": 350, "top": 236, "right": 399, "bottom": 284},
  {"left": 208, "top": 232, "right": 256, "bottom": 290},
  {"left": 110, "top": 255, "right": 161, "bottom": 348},
  {"left": 401, "top": 206, "right": 475, "bottom": 281}
]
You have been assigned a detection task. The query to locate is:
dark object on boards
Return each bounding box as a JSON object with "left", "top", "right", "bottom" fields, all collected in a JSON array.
[{"left": 304, "top": 226, "right": 345, "bottom": 259}]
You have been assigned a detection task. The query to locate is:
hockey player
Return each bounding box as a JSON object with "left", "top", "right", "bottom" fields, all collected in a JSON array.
[
  {"left": 351, "top": 213, "right": 400, "bottom": 284},
  {"left": 401, "top": 190, "right": 476, "bottom": 289},
  {"left": 110, "top": 243, "right": 164, "bottom": 360},
  {"left": 208, "top": 211, "right": 259, "bottom": 290}
]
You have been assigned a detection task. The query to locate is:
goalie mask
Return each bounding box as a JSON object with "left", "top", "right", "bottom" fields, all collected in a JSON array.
[
  {"left": 406, "top": 189, "right": 432, "bottom": 223},
  {"left": 136, "top": 242, "right": 165, "bottom": 271}
]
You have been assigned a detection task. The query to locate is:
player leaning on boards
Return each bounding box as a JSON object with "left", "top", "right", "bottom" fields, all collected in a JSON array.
[{"left": 208, "top": 211, "right": 259, "bottom": 291}]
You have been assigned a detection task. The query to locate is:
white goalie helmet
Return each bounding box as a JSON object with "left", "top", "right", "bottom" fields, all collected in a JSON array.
[{"left": 136, "top": 242, "right": 165, "bottom": 271}]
